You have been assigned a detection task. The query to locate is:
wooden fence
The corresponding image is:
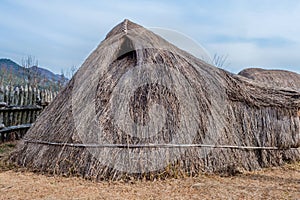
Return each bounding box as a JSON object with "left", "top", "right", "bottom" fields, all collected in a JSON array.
[{"left": 0, "top": 85, "right": 57, "bottom": 142}]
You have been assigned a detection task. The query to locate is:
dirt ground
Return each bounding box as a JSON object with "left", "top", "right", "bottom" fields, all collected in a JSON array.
[{"left": 1, "top": 142, "right": 299, "bottom": 200}]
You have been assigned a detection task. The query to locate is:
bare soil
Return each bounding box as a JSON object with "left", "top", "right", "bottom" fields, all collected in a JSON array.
[{"left": 1, "top": 142, "right": 299, "bottom": 200}]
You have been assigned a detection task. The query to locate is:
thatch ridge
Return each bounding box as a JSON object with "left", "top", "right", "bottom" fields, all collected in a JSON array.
[{"left": 10, "top": 20, "right": 300, "bottom": 181}]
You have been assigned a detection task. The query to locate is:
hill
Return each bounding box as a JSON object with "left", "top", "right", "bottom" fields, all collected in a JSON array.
[{"left": 0, "top": 58, "right": 68, "bottom": 91}]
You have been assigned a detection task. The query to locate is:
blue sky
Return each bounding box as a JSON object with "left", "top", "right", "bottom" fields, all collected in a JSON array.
[{"left": 0, "top": 0, "right": 299, "bottom": 75}]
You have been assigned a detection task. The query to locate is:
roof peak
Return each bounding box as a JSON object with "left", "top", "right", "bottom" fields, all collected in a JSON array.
[
  {"left": 105, "top": 19, "right": 144, "bottom": 39},
  {"left": 122, "top": 19, "right": 129, "bottom": 33}
]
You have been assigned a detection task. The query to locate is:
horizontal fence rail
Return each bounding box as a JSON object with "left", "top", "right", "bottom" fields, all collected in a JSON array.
[
  {"left": 0, "top": 84, "right": 57, "bottom": 142},
  {"left": 0, "top": 124, "right": 32, "bottom": 134}
]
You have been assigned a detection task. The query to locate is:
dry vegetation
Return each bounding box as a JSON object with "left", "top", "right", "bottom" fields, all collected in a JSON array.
[{"left": 1, "top": 142, "right": 300, "bottom": 200}]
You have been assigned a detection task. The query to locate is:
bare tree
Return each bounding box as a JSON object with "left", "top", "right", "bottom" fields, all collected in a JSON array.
[
  {"left": 212, "top": 54, "right": 229, "bottom": 68},
  {"left": 57, "top": 69, "right": 67, "bottom": 90},
  {"left": 22, "top": 55, "right": 38, "bottom": 86},
  {"left": 66, "top": 65, "right": 78, "bottom": 79},
  {"left": 7, "top": 67, "right": 15, "bottom": 86},
  {"left": 0, "top": 68, "right": 6, "bottom": 86},
  {"left": 31, "top": 64, "right": 41, "bottom": 88},
  {"left": 70, "top": 65, "right": 77, "bottom": 78}
]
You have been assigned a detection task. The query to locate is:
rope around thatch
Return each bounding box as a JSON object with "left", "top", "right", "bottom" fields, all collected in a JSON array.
[{"left": 24, "top": 139, "right": 299, "bottom": 150}]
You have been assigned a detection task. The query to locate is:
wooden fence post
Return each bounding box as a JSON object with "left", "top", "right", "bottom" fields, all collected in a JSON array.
[{"left": 0, "top": 85, "right": 4, "bottom": 129}]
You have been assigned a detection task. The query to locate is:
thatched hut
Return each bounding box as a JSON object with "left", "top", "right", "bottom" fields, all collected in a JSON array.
[
  {"left": 11, "top": 20, "right": 300, "bottom": 180},
  {"left": 238, "top": 68, "right": 300, "bottom": 91}
]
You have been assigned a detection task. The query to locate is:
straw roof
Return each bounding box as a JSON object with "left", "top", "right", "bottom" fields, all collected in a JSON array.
[
  {"left": 11, "top": 20, "right": 300, "bottom": 180},
  {"left": 239, "top": 68, "right": 300, "bottom": 91}
]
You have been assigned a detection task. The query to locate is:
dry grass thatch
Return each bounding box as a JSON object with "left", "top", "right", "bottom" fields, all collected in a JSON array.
[
  {"left": 238, "top": 68, "right": 300, "bottom": 91},
  {"left": 10, "top": 19, "right": 300, "bottom": 181}
]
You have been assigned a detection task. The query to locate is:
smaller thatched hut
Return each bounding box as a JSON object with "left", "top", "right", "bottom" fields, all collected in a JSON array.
[{"left": 238, "top": 68, "right": 300, "bottom": 91}]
